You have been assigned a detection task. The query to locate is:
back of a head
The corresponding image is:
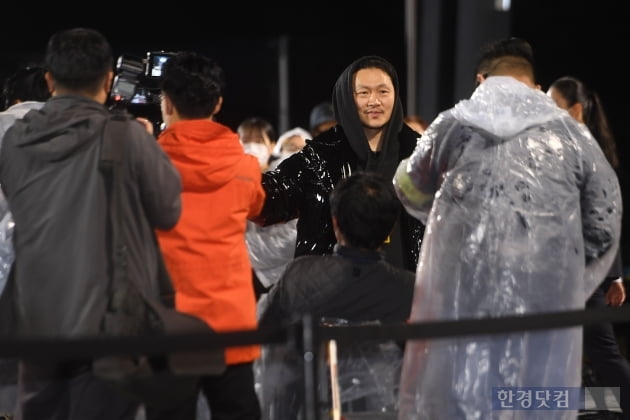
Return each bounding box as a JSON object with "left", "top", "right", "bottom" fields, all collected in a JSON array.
[
  {"left": 160, "top": 51, "right": 224, "bottom": 119},
  {"left": 330, "top": 172, "right": 400, "bottom": 250},
  {"left": 486, "top": 56, "right": 535, "bottom": 87},
  {"left": 45, "top": 27, "right": 113, "bottom": 93},
  {"left": 1, "top": 66, "right": 50, "bottom": 110},
  {"left": 475, "top": 37, "right": 535, "bottom": 82},
  {"left": 549, "top": 76, "right": 582, "bottom": 108}
]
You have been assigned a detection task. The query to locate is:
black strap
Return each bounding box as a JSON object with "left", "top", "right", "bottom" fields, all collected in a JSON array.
[
  {"left": 99, "top": 113, "right": 159, "bottom": 337},
  {"left": 100, "top": 113, "right": 130, "bottom": 314}
]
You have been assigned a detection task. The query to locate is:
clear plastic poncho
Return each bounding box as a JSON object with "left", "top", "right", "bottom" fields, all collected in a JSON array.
[
  {"left": 0, "top": 189, "right": 14, "bottom": 295},
  {"left": 394, "top": 76, "right": 622, "bottom": 420}
]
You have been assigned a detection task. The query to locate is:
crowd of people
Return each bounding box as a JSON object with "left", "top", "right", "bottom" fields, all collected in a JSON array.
[{"left": 0, "top": 27, "right": 627, "bottom": 420}]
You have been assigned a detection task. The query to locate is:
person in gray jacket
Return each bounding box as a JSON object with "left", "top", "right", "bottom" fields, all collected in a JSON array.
[{"left": 0, "top": 28, "right": 182, "bottom": 420}]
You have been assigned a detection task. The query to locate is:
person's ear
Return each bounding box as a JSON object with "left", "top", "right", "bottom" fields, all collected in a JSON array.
[
  {"left": 44, "top": 71, "right": 55, "bottom": 95},
  {"left": 162, "top": 94, "right": 174, "bottom": 116},
  {"left": 104, "top": 71, "right": 114, "bottom": 94},
  {"left": 332, "top": 215, "right": 344, "bottom": 245},
  {"left": 212, "top": 96, "right": 223, "bottom": 117},
  {"left": 475, "top": 73, "right": 486, "bottom": 86},
  {"left": 568, "top": 102, "right": 584, "bottom": 123}
]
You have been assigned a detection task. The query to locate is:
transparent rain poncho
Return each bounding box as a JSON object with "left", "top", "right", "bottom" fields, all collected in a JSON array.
[
  {"left": 394, "top": 76, "right": 622, "bottom": 420},
  {"left": 0, "top": 189, "right": 14, "bottom": 294}
]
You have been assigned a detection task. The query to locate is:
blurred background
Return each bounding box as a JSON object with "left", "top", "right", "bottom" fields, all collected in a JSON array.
[{"left": 1, "top": 0, "right": 629, "bottom": 263}]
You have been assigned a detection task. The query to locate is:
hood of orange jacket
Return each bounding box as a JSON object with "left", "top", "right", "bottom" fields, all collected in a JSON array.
[{"left": 159, "top": 119, "right": 246, "bottom": 192}]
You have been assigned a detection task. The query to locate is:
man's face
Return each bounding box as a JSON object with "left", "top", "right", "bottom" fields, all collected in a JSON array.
[{"left": 353, "top": 67, "right": 395, "bottom": 130}]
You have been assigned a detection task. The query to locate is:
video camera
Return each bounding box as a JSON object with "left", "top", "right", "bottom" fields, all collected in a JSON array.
[{"left": 109, "top": 51, "right": 175, "bottom": 110}]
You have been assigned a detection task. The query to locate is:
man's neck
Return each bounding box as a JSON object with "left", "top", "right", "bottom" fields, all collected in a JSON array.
[{"left": 53, "top": 89, "right": 106, "bottom": 104}]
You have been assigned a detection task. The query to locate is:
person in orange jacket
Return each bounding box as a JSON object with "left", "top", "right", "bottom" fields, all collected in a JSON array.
[{"left": 151, "top": 51, "right": 265, "bottom": 420}]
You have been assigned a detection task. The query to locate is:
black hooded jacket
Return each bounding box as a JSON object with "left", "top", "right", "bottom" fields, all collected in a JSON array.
[{"left": 252, "top": 56, "right": 424, "bottom": 271}]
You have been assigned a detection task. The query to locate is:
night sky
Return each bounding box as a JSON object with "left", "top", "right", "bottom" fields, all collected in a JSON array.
[{"left": 1, "top": 2, "right": 627, "bottom": 138}]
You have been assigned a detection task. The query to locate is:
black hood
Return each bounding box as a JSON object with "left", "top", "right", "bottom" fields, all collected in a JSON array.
[{"left": 331, "top": 55, "right": 404, "bottom": 179}]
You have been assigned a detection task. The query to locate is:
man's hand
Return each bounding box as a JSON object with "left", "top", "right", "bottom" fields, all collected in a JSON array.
[
  {"left": 606, "top": 281, "right": 626, "bottom": 306},
  {"left": 135, "top": 117, "right": 154, "bottom": 135}
]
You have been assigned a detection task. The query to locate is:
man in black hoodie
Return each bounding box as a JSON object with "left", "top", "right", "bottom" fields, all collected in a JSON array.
[{"left": 251, "top": 55, "right": 424, "bottom": 274}]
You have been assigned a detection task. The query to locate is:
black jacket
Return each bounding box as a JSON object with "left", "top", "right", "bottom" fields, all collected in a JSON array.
[
  {"left": 252, "top": 124, "right": 424, "bottom": 271},
  {"left": 259, "top": 244, "right": 415, "bottom": 327},
  {"left": 253, "top": 55, "right": 424, "bottom": 271}
]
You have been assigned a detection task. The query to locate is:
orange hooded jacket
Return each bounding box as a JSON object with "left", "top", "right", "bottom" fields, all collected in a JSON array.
[{"left": 156, "top": 119, "right": 265, "bottom": 365}]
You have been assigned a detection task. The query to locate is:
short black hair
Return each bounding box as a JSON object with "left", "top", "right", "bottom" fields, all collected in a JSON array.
[
  {"left": 160, "top": 51, "right": 224, "bottom": 119},
  {"left": 1, "top": 66, "right": 50, "bottom": 110},
  {"left": 330, "top": 171, "right": 400, "bottom": 250},
  {"left": 45, "top": 27, "right": 113, "bottom": 93},
  {"left": 475, "top": 37, "right": 535, "bottom": 82}
]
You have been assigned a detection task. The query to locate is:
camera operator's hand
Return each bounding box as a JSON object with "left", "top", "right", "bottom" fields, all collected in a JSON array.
[{"left": 135, "top": 117, "right": 154, "bottom": 136}]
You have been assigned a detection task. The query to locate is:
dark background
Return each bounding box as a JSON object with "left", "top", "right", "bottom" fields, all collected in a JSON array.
[
  {"left": 1, "top": 2, "right": 627, "bottom": 135},
  {"left": 2, "top": 0, "right": 630, "bottom": 264},
  {"left": 1, "top": 2, "right": 627, "bottom": 144}
]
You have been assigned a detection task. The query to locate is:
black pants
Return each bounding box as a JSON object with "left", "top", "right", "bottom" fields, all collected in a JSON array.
[
  {"left": 145, "top": 362, "right": 261, "bottom": 420},
  {"left": 584, "top": 284, "right": 630, "bottom": 419},
  {"left": 15, "top": 359, "right": 139, "bottom": 420}
]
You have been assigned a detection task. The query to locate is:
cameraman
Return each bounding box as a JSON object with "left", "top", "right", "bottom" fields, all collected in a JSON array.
[{"left": 0, "top": 28, "right": 182, "bottom": 420}]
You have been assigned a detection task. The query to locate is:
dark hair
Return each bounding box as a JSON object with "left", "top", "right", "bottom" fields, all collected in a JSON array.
[
  {"left": 160, "top": 51, "right": 224, "bottom": 119},
  {"left": 330, "top": 171, "right": 400, "bottom": 250},
  {"left": 549, "top": 76, "right": 619, "bottom": 168},
  {"left": 45, "top": 27, "right": 113, "bottom": 93},
  {"left": 1, "top": 66, "right": 50, "bottom": 110},
  {"left": 237, "top": 117, "right": 277, "bottom": 145},
  {"left": 486, "top": 56, "right": 534, "bottom": 82},
  {"left": 475, "top": 37, "right": 535, "bottom": 83}
]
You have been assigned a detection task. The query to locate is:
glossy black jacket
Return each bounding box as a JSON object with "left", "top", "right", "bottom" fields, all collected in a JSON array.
[{"left": 251, "top": 124, "right": 425, "bottom": 271}]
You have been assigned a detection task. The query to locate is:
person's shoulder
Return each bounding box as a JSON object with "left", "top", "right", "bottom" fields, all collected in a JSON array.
[
  {"left": 381, "top": 261, "right": 415, "bottom": 281},
  {"left": 399, "top": 123, "right": 422, "bottom": 151},
  {"left": 287, "top": 254, "right": 336, "bottom": 270},
  {"left": 309, "top": 125, "right": 343, "bottom": 146},
  {"left": 240, "top": 153, "right": 265, "bottom": 177},
  {"left": 281, "top": 254, "right": 339, "bottom": 282},
  {"left": 400, "top": 123, "right": 421, "bottom": 139},
  {"left": 108, "top": 112, "right": 154, "bottom": 139},
  {"left": 302, "top": 125, "right": 354, "bottom": 159}
]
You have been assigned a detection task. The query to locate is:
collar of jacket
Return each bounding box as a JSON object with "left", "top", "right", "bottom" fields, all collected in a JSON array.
[{"left": 333, "top": 243, "right": 384, "bottom": 262}]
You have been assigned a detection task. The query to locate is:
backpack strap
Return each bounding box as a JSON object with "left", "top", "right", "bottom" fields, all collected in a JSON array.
[{"left": 99, "top": 112, "right": 149, "bottom": 334}]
